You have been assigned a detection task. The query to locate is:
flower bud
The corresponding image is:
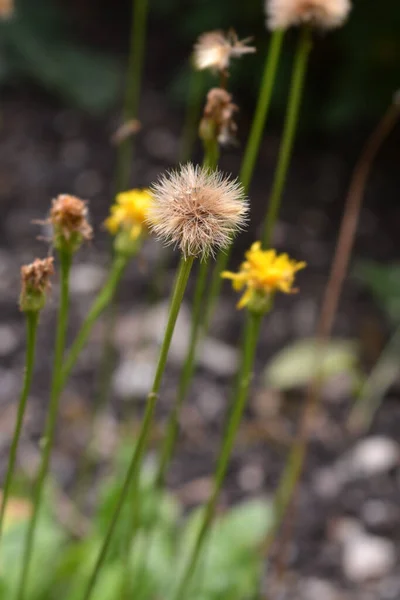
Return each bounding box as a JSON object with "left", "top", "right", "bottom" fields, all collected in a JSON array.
[{"left": 19, "top": 257, "right": 55, "bottom": 313}]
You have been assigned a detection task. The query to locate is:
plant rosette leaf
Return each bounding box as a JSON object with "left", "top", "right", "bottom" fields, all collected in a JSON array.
[{"left": 264, "top": 337, "right": 360, "bottom": 391}]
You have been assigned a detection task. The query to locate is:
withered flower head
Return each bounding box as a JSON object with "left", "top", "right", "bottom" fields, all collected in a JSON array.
[
  {"left": 147, "top": 163, "right": 248, "bottom": 259},
  {"left": 20, "top": 257, "right": 55, "bottom": 313},
  {"left": 266, "top": 0, "right": 351, "bottom": 30},
  {"left": 199, "top": 87, "right": 238, "bottom": 146},
  {"left": 193, "top": 30, "right": 255, "bottom": 73},
  {"left": 50, "top": 194, "right": 92, "bottom": 253}
]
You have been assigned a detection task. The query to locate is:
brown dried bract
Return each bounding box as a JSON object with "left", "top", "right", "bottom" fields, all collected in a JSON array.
[
  {"left": 50, "top": 194, "right": 92, "bottom": 244},
  {"left": 21, "top": 257, "right": 55, "bottom": 296},
  {"left": 201, "top": 87, "right": 238, "bottom": 146}
]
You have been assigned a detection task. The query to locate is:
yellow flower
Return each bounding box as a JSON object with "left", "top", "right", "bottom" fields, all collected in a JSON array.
[
  {"left": 222, "top": 241, "right": 306, "bottom": 310},
  {"left": 105, "top": 189, "right": 153, "bottom": 240}
]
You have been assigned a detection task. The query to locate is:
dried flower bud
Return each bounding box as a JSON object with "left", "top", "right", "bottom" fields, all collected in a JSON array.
[
  {"left": 148, "top": 163, "right": 248, "bottom": 259},
  {"left": 50, "top": 194, "right": 92, "bottom": 253},
  {"left": 266, "top": 0, "right": 351, "bottom": 30},
  {"left": 199, "top": 88, "right": 238, "bottom": 146},
  {"left": 20, "top": 257, "right": 54, "bottom": 313},
  {"left": 193, "top": 30, "right": 255, "bottom": 74}
]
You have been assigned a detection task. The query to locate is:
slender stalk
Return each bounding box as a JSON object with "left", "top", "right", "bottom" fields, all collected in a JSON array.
[
  {"left": 203, "top": 31, "right": 284, "bottom": 330},
  {"left": 120, "top": 144, "right": 219, "bottom": 597},
  {"left": 239, "top": 29, "right": 285, "bottom": 191},
  {"left": 155, "top": 139, "right": 219, "bottom": 486},
  {"left": 115, "top": 0, "right": 150, "bottom": 192},
  {"left": 16, "top": 250, "right": 72, "bottom": 600},
  {"left": 180, "top": 67, "right": 205, "bottom": 163},
  {"left": 262, "top": 25, "right": 311, "bottom": 247},
  {"left": 172, "top": 312, "right": 263, "bottom": 600},
  {"left": 59, "top": 254, "right": 128, "bottom": 392},
  {"left": 0, "top": 312, "right": 39, "bottom": 540},
  {"left": 156, "top": 259, "right": 208, "bottom": 487},
  {"left": 262, "top": 98, "right": 400, "bottom": 569},
  {"left": 64, "top": 254, "right": 129, "bottom": 502},
  {"left": 81, "top": 256, "right": 194, "bottom": 600},
  {"left": 99, "top": 0, "right": 150, "bottom": 416}
]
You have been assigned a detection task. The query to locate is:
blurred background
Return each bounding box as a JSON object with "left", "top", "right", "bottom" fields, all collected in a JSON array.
[{"left": 1, "top": 0, "right": 400, "bottom": 598}]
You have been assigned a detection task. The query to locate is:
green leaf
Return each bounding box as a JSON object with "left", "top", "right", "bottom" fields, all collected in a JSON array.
[
  {"left": 0, "top": 3, "right": 121, "bottom": 114},
  {"left": 354, "top": 261, "right": 400, "bottom": 322},
  {"left": 264, "top": 338, "right": 359, "bottom": 390}
]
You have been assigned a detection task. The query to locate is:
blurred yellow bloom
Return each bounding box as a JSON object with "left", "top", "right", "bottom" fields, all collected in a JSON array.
[
  {"left": 105, "top": 189, "right": 153, "bottom": 240},
  {"left": 222, "top": 241, "right": 306, "bottom": 310}
]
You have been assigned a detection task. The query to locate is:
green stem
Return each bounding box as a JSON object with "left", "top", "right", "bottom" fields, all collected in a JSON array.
[
  {"left": 0, "top": 312, "right": 39, "bottom": 541},
  {"left": 16, "top": 250, "right": 72, "bottom": 600},
  {"left": 180, "top": 67, "right": 205, "bottom": 163},
  {"left": 64, "top": 254, "right": 129, "bottom": 503},
  {"left": 262, "top": 26, "right": 311, "bottom": 248},
  {"left": 115, "top": 0, "right": 150, "bottom": 192},
  {"left": 202, "top": 31, "right": 284, "bottom": 331},
  {"left": 239, "top": 29, "right": 285, "bottom": 191},
  {"left": 156, "top": 259, "right": 209, "bottom": 487},
  {"left": 99, "top": 0, "right": 150, "bottom": 414},
  {"left": 81, "top": 256, "right": 194, "bottom": 600},
  {"left": 172, "top": 312, "right": 262, "bottom": 600},
  {"left": 59, "top": 254, "right": 128, "bottom": 393}
]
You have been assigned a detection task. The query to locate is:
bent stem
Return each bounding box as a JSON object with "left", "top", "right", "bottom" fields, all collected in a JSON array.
[
  {"left": 16, "top": 250, "right": 72, "bottom": 600},
  {"left": 203, "top": 31, "right": 284, "bottom": 331},
  {"left": 0, "top": 312, "right": 39, "bottom": 541},
  {"left": 172, "top": 311, "right": 263, "bottom": 600},
  {"left": 81, "top": 256, "right": 194, "bottom": 600},
  {"left": 262, "top": 25, "right": 311, "bottom": 248},
  {"left": 262, "top": 98, "right": 400, "bottom": 571}
]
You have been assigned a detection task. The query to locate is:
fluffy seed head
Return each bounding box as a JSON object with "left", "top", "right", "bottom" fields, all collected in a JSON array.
[
  {"left": 193, "top": 30, "right": 255, "bottom": 73},
  {"left": 266, "top": 0, "right": 351, "bottom": 30},
  {"left": 147, "top": 164, "right": 248, "bottom": 258}
]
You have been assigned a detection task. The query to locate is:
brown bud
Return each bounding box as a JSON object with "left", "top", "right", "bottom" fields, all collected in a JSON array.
[
  {"left": 50, "top": 194, "right": 92, "bottom": 253},
  {"left": 20, "top": 257, "right": 55, "bottom": 313},
  {"left": 200, "top": 88, "right": 238, "bottom": 146}
]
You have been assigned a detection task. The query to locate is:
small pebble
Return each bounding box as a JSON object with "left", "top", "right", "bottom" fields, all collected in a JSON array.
[
  {"left": 237, "top": 463, "right": 265, "bottom": 492},
  {"left": 113, "top": 352, "right": 156, "bottom": 399},
  {"left": 347, "top": 436, "right": 399, "bottom": 478},
  {"left": 342, "top": 533, "right": 396, "bottom": 582},
  {"left": 0, "top": 325, "right": 19, "bottom": 356},
  {"left": 69, "top": 263, "right": 106, "bottom": 296}
]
